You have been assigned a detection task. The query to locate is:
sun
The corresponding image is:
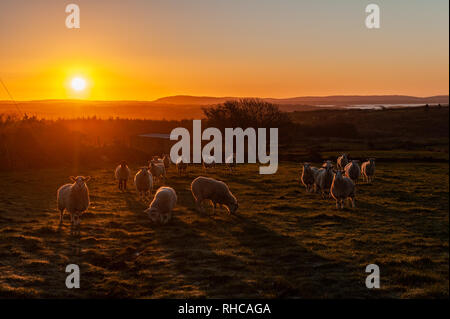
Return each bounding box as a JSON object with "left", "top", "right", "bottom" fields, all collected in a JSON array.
[{"left": 71, "top": 77, "right": 87, "bottom": 92}]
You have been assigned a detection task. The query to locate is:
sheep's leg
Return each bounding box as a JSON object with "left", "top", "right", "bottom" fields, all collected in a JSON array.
[
  {"left": 351, "top": 197, "right": 356, "bottom": 208},
  {"left": 59, "top": 209, "right": 64, "bottom": 225},
  {"left": 195, "top": 199, "right": 204, "bottom": 213},
  {"left": 212, "top": 201, "right": 216, "bottom": 215},
  {"left": 335, "top": 200, "right": 339, "bottom": 209},
  {"left": 123, "top": 180, "right": 127, "bottom": 190}
]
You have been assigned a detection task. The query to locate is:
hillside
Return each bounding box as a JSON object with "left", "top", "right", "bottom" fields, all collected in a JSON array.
[
  {"left": 154, "top": 94, "right": 449, "bottom": 106},
  {"left": 0, "top": 95, "right": 448, "bottom": 120}
]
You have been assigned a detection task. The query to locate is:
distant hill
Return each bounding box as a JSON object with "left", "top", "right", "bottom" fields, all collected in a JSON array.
[
  {"left": 0, "top": 95, "right": 448, "bottom": 120},
  {"left": 153, "top": 94, "right": 449, "bottom": 106}
]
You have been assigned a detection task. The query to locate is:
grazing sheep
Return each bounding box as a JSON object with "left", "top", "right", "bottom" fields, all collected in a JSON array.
[
  {"left": 337, "top": 154, "right": 349, "bottom": 170},
  {"left": 163, "top": 154, "right": 170, "bottom": 171},
  {"left": 344, "top": 160, "right": 361, "bottom": 184},
  {"left": 331, "top": 170, "right": 355, "bottom": 209},
  {"left": 57, "top": 176, "right": 91, "bottom": 227},
  {"left": 361, "top": 158, "right": 376, "bottom": 183},
  {"left": 202, "top": 155, "right": 216, "bottom": 171},
  {"left": 144, "top": 187, "right": 177, "bottom": 224},
  {"left": 191, "top": 176, "right": 238, "bottom": 215},
  {"left": 225, "top": 153, "right": 236, "bottom": 173},
  {"left": 114, "top": 161, "right": 131, "bottom": 191},
  {"left": 301, "top": 163, "right": 317, "bottom": 192},
  {"left": 149, "top": 161, "right": 166, "bottom": 184},
  {"left": 176, "top": 157, "right": 188, "bottom": 175},
  {"left": 314, "top": 162, "right": 334, "bottom": 198},
  {"left": 134, "top": 167, "right": 153, "bottom": 201}
]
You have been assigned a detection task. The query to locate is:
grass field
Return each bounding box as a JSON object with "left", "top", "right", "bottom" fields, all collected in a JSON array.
[{"left": 0, "top": 161, "right": 448, "bottom": 298}]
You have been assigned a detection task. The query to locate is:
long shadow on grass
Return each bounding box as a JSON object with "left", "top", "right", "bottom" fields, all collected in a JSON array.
[
  {"left": 120, "top": 190, "right": 258, "bottom": 297},
  {"left": 229, "top": 215, "right": 370, "bottom": 298}
]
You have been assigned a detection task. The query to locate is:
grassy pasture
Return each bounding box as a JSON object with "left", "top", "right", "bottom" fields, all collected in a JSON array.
[{"left": 0, "top": 161, "right": 448, "bottom": 298}]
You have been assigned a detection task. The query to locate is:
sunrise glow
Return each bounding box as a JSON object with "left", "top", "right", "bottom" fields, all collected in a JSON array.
[{"left": 71, "top": 77, "right": 87, "bottom": 92}]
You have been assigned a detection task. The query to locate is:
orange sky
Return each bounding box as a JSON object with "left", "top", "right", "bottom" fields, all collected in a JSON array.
[{"left": 0, "top": 0, "right": 448, "bottom": 101}]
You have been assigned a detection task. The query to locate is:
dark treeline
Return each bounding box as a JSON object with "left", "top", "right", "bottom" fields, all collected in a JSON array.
[{"left": 0, "top": 99, "right": 361, "bottom": 170}]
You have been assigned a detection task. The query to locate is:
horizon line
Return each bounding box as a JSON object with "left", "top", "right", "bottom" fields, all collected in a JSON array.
[{"left": 0, "top": 93, "right": 449, "bottom": 103}]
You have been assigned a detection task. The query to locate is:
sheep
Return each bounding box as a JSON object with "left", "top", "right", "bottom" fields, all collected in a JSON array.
[
  {"left": 361, "top": 158, "right": 376, "bottom": 183},
  {"left": 330, "top": 170, "right": 355, "bottom": 209},
  {"left": 225, "top": 153, "right": 236, "bottom": 173},
  {"left": 337, "top": 154, "right": 349, "bottom": 170},
  {"left": 134, "top": 167, "right": 153, "bottom": 201},
  {"left": 314, "top": 162, "right": 334, "bottom": 198},
  {"left": 344, "top": 160, "right": 361, "bottom": 184},
  {"left": 176, "top": 157, "right": 188, "bottom": 176},
  {"left": 57, "top": 176, "right": 91, "bottom": 227},
  {"left": 202, "top": 155, "right": 216, "bottom": 171},
  {"left": 162, "top": 154, "right": 170, "bottom": 171},
  {"left": 191, "top": 176, "right": 238, "bottom": 215},
  {"left": 144, "top": 186, "right": 177, "bottom": 224},
  {"left": 301, "top": 163, "right": 317, "bottom": 192},
  {"left": 114, "top": 161, "right": 131, "bottom": 191},
  {"left": 149, "top": 161, "right": 166, "bottom": 184}
]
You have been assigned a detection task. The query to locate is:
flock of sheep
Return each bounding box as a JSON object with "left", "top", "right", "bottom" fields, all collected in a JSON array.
[
  {"left": 56, "top": 155, "right": 238, "bottom": 228},
  {"left": 56, "top": 153, "right": 375, "bottom": 229},
  {"left": 301, "top": 154, "right": 376, "bottom": 209}
]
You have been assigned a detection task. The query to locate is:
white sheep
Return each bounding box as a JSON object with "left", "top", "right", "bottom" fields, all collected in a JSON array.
[
  {"left": 144, "top": 186, "right": 177, "bottom": 224},
  {"left": 314, "top": 161, "right": 334, "bottom": 198},
  {"left": 114, "top": 161, "right": 131, "bottom": 191},
  {"left": 361, "top": 158, "right": 376, "bottom": 183},
  {"left": 344, "top": 160, "right": 361, "bottom": 184},
  {"left": 301, "top": 162, "right": 317, "bottom": 192},
  {"left": 57, "top": 176, "right": 91, "bottom": 227},
  {"left": 134, "top": 167, "right": 153, "bottom": 201},
  {"left": 330, "top": 170, "right": 356, "bottom": 209},
  {"left": 191, "top": 176, "right": 238, "bottom": 215},
  {"left": 337, "top": 154, "right": 349, "bottom": 170},
  {"left": 149, "top": 161, "right": 166, "bottom": 184},
  {"left": 176, "top": 157, "right": 188, "bottom": 176}
]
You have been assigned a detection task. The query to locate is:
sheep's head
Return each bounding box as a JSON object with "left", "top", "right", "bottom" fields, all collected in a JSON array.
[
  {"left": 144, "top": 207, "right": 159, "bottom": 222},
  {"left": 227, "top": 196, "right": 239, "bottom": 215},
  {"left": 369, "top": 158, "right": 376, "bottom": 164},
  {"left": 70, "top": 176, "right": 90, "bottom": 190},
  {"left": 120, "top": 160, "right": 127, "bottom": 168},
  {"left": 303, "top": 162, "right": 310, "bottom": 169},
  {"left": 145, "top": 207, "right": 170, "bottom": 224}
]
